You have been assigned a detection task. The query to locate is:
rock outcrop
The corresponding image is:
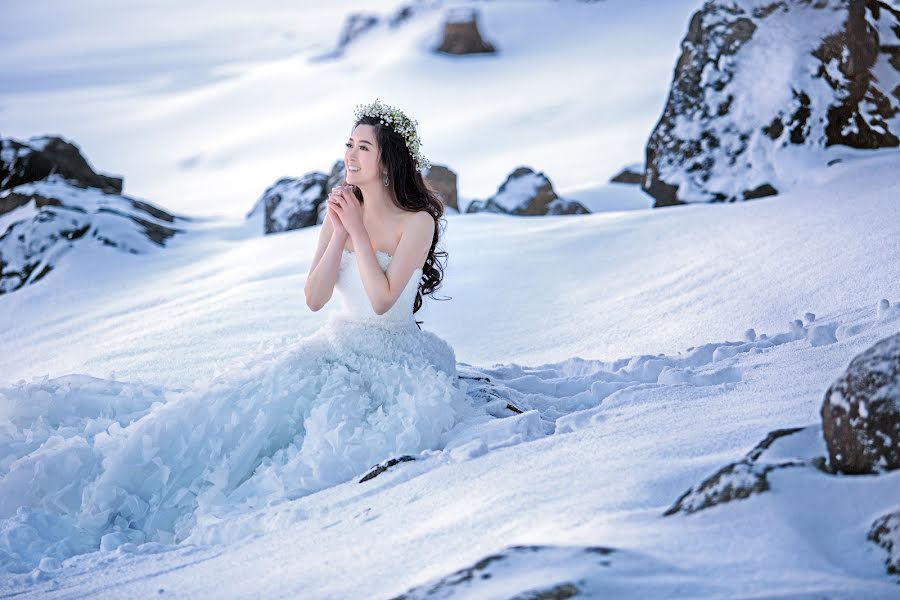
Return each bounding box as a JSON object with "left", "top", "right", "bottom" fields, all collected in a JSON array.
[
  {"left": 1, "top": 135, "right": 123, "bottom": 193},
  {"left": 424, "top": 164, "right": 458, "bottom": 211},
  {"left": 466, "top": 167, "right": 589, "bottom": 215},
  {"left": 310, "top": 1, "right": 437, "bottom": 62},
  {"left": 245, "top": 160, "right": 356, "bottom": 234},
  {"left": 609, "top": 163, "right": 644, "bottom": 185},
  {"left": 663, "top": 426, "right": 827, "bottom": 516},
  {"left": 246, "top": 173, "right": 329, "bottom": 234},
  {"left": 821, "top": 332, "right": 900, "bottom": 474},
  {"left": 389, "top": 544, "right": 622, "bottom": 600},
  {"left": 435, "top": 7, "right": 497, "bottom": 55},
  {"left": 0, "top": 135, "right": 188, "bottom": 295},
  {"left": 643, "top": 0, "right": 900, "bottom": 207},
  {"left": 869, "top": 508, "right": 900, "bottom": 576}
]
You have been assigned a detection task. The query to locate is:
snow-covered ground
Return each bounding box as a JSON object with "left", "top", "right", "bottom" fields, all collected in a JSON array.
[
  {"left": 2, "top": 149, "right": 899, "bottom": 597},
  {"left": 3, "top": 0, "right": 900, "bottom": 598}
]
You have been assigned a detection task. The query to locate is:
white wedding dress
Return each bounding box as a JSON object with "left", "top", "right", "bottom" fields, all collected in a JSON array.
[{"left": 0, "top": 248, "right": 477, "bottom": 570}]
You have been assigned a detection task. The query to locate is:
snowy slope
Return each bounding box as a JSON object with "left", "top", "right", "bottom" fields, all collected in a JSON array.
[{"left": 1, "top": 150, "right": 899, "bottom": 597}]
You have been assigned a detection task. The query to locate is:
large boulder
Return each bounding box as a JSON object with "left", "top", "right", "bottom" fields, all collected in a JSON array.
[
  {"left": 424, "top": 164, "right": 458, "bottom": 211},
  {"left": 643, "top": 0, "right": 900, "bottom": 207},
  {"left": 247, "top": 159, "right": 465, "bottom": 233},
  {"left": 0, "top": 175, "right": 186, "bottom": 295},
  {"left": 821, "top": 332, "right": 900, "bottom": 474},
  {"left": 1, "top": 135, "right": 123, "bottom": 194},
  {"left": 663, "top": 426, "right": 826, "bottom": 516},
  {"left": 310, "top": 3, "right": 436, "bottom": 62},
  {"left": 0, "top": 134, "right": 187, "bottom": 295},
  {"left": 466, "top": 167, "right": 589, "bottom": 216},
  {"left": 246, "top": 172, "right": 330, "bottom": 235},
  {"left": 869, "top": 508, "right": 900, "bottom": 576},
  {"left": 434, "top": 7, "right": 497, "bottom": 55},
  {"left": 609, "top": 163, "right": 644, "bottom": 185}
]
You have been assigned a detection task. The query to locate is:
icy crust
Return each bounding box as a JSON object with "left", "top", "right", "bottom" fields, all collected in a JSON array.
[{"left": 0, "top": 267, "right": 473, "bottom": 573}]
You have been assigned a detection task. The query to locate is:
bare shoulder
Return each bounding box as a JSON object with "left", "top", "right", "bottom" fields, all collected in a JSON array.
[{"left": 405, "top": 209, "right": 434, "bottom": 237}]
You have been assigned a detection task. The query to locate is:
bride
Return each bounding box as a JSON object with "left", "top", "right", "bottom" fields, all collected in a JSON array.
[{"left": 0, "top": 99, "right": 478, "bottom": 571}]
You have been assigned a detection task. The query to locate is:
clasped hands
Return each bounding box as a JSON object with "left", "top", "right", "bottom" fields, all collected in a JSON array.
[{"left": 327, "top": 185, "right": 365, "bottom": 239}]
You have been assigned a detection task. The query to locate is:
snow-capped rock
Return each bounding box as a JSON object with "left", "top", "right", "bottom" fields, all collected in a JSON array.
[
  {"left": 424, "top": 164, "right": 459, "bottom": 212},
  {"left": 0, "top": 134, "right": 189, "bottom": 296},
  {"left": 644, "top": 0, "right": 900, "bottom": 207},
  {"left": 1, "top": 135, "right": 122, "bottom": 193},
  {"left": 821, "top": 331, "right": 900, "bottom": 474},
  {"left": 466, "top": 166, "right": 589, "bottom": 215},
  {"left": 246, "top": 172, "right": 330, "bottom": 235},
  {"left": 868, "top": 508, "right": 900, "bottom": 576},
  {"left": 663, "top": 426, "right": 826, "bottom": 515},
  {"left": 435, "top": 7, "right": 497, "bottom": 56},
  {"left": 247, "top": 159, "right": 352, "bottom": 234}
]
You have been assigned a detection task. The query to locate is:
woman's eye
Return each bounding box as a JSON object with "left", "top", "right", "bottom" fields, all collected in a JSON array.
[
  {"left": 345, "top": 142, "right": 351, "bottom": 148},
  {"left": 345, "top": 142, "right": 367, "bottom": 150}
]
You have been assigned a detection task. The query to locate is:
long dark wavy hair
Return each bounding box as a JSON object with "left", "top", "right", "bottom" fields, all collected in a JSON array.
[{"left": 343, "top": 114, "right": 449, "bottom": 329}]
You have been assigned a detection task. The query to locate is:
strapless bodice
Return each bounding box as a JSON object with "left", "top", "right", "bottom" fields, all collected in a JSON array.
[{"left": 331, "top": 249, "right": 423, "bottom": 330}]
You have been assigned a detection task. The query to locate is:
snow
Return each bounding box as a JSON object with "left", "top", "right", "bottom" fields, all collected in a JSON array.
[{"left": 2, "top": 0, "right": 900, "bottom": 598}]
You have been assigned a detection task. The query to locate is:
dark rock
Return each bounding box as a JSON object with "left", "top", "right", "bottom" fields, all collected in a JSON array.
[
  {"left": 664, "top": 426, "right": 828, "bottom": 516},
  {"left": 609, "top": 164, "right": 643, "bottom": 185},
  {"left": 457, "top": 362, "right": 526, "bottom": 416},
  {"left": 821, "top": 332, "right": 900, "bottom": 474},
  {"left": 388, "top": 544, "right": 619, "bottom": 599},
  {"left": 310, "top": 13, "right": 380, "bottom": 61},
  {"left": 868, "top": 508, "right": 900, "bottom": 576},
  {"left": 465, "top": 167, "right": 589, "bottom": 216},
  {"left": 358, "top": 455, "right": 416, "bottom": 483},
  {"left": 389, "top": 2, "right": 433, "bottom": 28},
  {"left": 814, "top": 0, "right": 900, "bottom": 149},
  {"left": 0, "top": 175, "right": 186, "bottom": 295},
  {"left": 643, "top": 0, "right": 900, "bottom": 207},
  {"left": 1, "top": 135, "right": 123, "bottom": 195},
  {"left": 424, "top": 164, "right": 458, "bottom": 211},
  {"left": 338, "top": 14, "right": 380, "bottom": 49},
  {"left": 743, "top": 183, "right": 778, "bottom": 200},
  {"left": 435, "top": 7, "right": 496, "bottom": 55},
  {"left": 246, "top": 172, "right": 329, "bottom": 234}
]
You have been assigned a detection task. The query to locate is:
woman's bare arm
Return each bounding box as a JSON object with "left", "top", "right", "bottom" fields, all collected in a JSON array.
[
  {"left": 352, "top": 210, "right": 433, "bottom": 315},
  {"left": 305, "top": 212, "right": 348, "bottom": 311}
]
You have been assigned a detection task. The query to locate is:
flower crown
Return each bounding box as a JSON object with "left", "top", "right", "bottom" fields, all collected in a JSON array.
[{"left": 353, "top": 98, "right": 431, "bottom": 172}]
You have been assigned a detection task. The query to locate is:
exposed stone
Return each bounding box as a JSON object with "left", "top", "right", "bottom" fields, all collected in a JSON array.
[
  {"left": 868, "top": 508, "right": 900, "bottom": 576},
  {"left": 388, "top": 544, "right": 617, "bottom": 599},
  {"left": 424, "top": 164, "right": 458, "bottom": 211},
  {"left": 643, "top": 0, "right": 900, "bottom": 207},
  {"left": 0, "top": 175, "right": 186, "bottom": 295},
  {"left": 821, "top": 332, "right": 900, "bottom": 474},
  {"left": 664, "top": 426, "right": 828, "bottom": 516},
  {"left": 466, "top": 167, "right": 589, "bottom": 216},
  {"left": 435, "top": 7, "right": 496, "bottom": 55},
  {"left": 358, "top": 455, "right": 416, "bottom": 483},
  {"left": 1, "top": 135, "right": 123, "bottom": 195},
  {"left": 609, "top": 164, "right": 644, "bottom": 185}
]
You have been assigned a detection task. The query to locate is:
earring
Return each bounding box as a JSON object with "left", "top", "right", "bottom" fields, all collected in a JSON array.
[{"left": 383, "top": 170, "right": 390, "bottom": 187}]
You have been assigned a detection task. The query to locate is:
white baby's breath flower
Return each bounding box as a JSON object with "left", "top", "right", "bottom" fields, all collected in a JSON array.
[{"left": 353, "top": 98, "right": 431, "bottom": 171}]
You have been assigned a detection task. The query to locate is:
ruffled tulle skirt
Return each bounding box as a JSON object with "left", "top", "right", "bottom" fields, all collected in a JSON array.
[{"left": 0, "top": 312, "right": 475, "bottom": 571}]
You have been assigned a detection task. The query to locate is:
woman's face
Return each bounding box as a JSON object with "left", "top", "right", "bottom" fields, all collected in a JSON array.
[{"left": 345, "top": 124, "right": 382, "bottom": 187}]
